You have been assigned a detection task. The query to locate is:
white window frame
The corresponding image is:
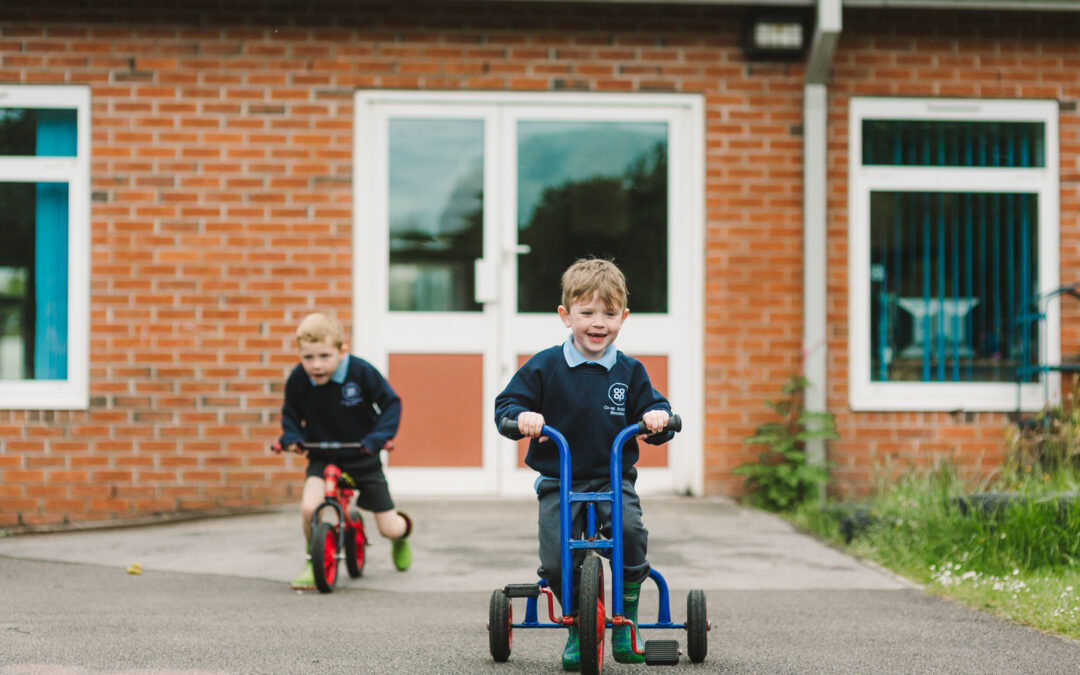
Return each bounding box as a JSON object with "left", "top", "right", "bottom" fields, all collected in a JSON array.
[
  {"left": 0, "top": 85, "right": 90, "bottom": 410},
  {"left": 848, "top": 97, "right": 1060, "bottom": 412}
]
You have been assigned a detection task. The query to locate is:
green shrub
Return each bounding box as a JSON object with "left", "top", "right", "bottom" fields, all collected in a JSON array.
[
  {"left": 734, "top": 375, "right": 836, "bottom": 512},
  {"left": 1007, "top": 375, "right": 1080, "bottom": 474}
]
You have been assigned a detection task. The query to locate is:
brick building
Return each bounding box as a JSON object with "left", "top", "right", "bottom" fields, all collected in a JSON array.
[{"left": 1, "top": 0, "right": 1078, "bottom": 529}]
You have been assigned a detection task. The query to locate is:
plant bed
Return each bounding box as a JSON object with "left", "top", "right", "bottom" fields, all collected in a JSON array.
[
  {"left": 820, "top": 503, "right": 878, "bottom": 543},
  {"left": 955, "top": 491, "right": 1080, "bottom": 520}
]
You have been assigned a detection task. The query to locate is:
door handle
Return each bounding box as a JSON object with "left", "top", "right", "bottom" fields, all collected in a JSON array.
[{"left": 474, "top": 258, "right": 497, "bottom": 304}]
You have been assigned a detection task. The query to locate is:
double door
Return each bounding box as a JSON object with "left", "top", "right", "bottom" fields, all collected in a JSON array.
[{"left": 353, "top": 92, "right": 703, "bottom": 496}]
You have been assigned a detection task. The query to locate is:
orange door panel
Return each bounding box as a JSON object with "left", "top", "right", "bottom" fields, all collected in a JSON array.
[{"left": 388, "top": 354, "right": 483, "bottom": 467}]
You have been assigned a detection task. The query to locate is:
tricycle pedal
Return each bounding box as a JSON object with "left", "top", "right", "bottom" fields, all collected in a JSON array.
[
  {"left": 643, "top": 639, "right": 681, "bottom": 666},
  {"left": 503, "top": 583, "right": 541, "bottom": 598}
]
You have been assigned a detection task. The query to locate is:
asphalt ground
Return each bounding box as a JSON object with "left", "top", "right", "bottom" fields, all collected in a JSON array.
[{"left": 1, "top": 496, "right": 1078, "bottom": 674}]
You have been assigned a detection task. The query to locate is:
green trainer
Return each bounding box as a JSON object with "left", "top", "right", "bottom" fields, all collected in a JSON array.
[
  {"left": 290, "top": 559, "right": 315, "bottom": 590},
  {"left": 561, "top": 625, "right": 580, "bottom": 671},
  {"left": 391, "top": 537, "right": 412, "bottom": 571},
  {"left": 612, "top": 581, "right": 645, "bottom": 663},
  {"left": 391, "top": 511, "right": 413, "bottom": 572}
]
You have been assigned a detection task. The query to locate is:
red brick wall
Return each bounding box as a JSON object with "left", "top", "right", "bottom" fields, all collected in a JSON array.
[
  {"left": 0, "top": 2, "right": 1077, "bottom": 527},
  {"left": 821, "top": 10, "right": 1080, "bottom": 496}
]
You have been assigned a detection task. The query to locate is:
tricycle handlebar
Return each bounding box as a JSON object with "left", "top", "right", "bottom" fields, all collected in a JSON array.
[{"left": 498, "top": 414, "right": 681, "bottom": 438}]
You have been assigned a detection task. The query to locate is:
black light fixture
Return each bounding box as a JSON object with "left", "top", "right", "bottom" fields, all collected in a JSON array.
[{"left": 741, "top": 11, "right": 809, "bottom": 61}]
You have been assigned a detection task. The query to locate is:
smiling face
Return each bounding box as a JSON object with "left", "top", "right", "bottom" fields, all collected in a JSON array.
[
  {"left": 559, "top": 292, "right": 629, "bottom": 361},
  {"left": 297, "top": 337, "right": 349, "bottom": 386}
]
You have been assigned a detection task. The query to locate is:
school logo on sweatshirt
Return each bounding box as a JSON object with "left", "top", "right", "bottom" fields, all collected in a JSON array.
[
  {"left": 605, "top": 382, "right": 628, "bottom": 416},
  {"left": 340, "top": 382, "right": 364, "bottom": 407}
]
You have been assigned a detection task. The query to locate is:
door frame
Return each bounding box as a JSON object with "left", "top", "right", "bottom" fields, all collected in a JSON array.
[{"left": 353, "top": 90, "right": 706, "bottom": 497}]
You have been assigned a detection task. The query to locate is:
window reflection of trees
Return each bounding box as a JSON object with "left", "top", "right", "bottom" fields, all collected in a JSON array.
[
  {"left": 389, "top": 162, "right": 483, "bottom": 312},
  {"left": 0, "top": 182, "right": 35, "bottom": 378},
  {"left": 518, "top": 142, "right": 668, "bottom": 314}
]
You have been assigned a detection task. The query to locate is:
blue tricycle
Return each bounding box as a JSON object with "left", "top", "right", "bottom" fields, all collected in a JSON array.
[{"left": 490, "top": 414, "right": 708, "bottom": 673}]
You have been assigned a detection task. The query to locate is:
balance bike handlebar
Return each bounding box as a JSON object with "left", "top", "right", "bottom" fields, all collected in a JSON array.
[{"left": 269, "top": 440, "right": 394, "bottom": 454}]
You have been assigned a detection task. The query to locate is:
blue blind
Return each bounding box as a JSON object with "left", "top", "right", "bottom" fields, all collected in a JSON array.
[
  {"left": 870, "top": 191, "right": 1037, "bottom": 383},
  {"left": 33, "top": 110, "right": 75, "bottom": 379},
  {"left": 862, "top": 120, "right": 1044, "bottom": 168}
]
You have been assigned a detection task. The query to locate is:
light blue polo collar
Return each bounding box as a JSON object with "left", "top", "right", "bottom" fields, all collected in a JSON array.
[
  {"left": 562, "top": 336, "right": 617, "bottom": 371},
  {"left": 310, "top": 356, "right": 349, "bottom": 386}
]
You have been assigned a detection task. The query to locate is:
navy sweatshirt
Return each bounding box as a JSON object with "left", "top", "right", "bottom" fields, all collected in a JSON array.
[
  {"left": 494, "top": 343, "right": 672, "bottom": 480},
  {"left": 279, "top": 355, "right": 401, "bottom": 471}
]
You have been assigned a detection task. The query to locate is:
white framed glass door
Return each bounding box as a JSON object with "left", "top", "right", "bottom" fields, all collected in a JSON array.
[{"left": 354, "top": 91, "right": 705, "bottom": 496}]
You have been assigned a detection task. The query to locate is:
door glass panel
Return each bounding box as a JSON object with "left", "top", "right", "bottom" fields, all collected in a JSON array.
[
  {"left": 388, "top": 118, "right": 484, "bottom": 312},
  {"left": 516, "top": 121, "right": 668, "bottom": 313}
]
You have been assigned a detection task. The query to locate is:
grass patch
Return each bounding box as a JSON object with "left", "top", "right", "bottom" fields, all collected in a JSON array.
[{"left": 792, "top": 460, "right": 1080, "bottom": 642}]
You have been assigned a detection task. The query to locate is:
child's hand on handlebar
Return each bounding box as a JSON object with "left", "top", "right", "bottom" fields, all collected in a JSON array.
[
  {"left": 639, "top": 409, "right": 670, "bottom": 437},
  {"left": 271, "top": 441, "right": 306, "bottom": 456},
  {"left": 517, "top": 411, "right": 549, "bottom": 442}
]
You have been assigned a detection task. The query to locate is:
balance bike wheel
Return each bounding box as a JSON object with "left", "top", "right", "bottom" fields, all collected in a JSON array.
[
  {"left": 344, "top": 510, "right": 366, "bottom": 578},
  {"left": 686, "top": 589, "right": 708, "bottom": 663},
  {"left": 310, "top": 521, "right": 339, "bottom": 593},
  {"left": 578, "top": 554, "right": 605, "bottom": 675},
  {"left": 488, "top": 589, "right": 512, "bottom": 662}
]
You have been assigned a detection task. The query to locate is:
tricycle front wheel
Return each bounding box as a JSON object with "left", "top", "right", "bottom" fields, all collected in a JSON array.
[
  {"left": 578, "top": 554, "right": 605, "bottom": 675},
  {"left": 310, "top": 521, "right": 339, "bottom": 593}
]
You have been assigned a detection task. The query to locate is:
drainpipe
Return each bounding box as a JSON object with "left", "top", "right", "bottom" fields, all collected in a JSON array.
[{"left": 803, "top": 0, "right": 841, "bottom": 500}]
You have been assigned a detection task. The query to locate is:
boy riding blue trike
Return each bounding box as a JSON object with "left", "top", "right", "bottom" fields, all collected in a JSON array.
[{"left": 491, "top": 414, "right": 708, "bottom": 673}]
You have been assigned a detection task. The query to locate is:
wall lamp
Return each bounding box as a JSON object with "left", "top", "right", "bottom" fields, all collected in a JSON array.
[{"left": 741, "top": 11, "right": 810, "bottom": 61}]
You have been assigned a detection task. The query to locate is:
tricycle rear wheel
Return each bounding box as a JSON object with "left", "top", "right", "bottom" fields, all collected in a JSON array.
[
  {"left": 578, "top": 554, "right": 605, "bottom": 675},
  {"left": 687, "top": 589, "right": 708, "bottom": 663},
  {"left": 310, "top": 521, "right": 339, "bottom": 593},
  {"left": 488, "top": 589, "right": 512, "bottom": 662}
]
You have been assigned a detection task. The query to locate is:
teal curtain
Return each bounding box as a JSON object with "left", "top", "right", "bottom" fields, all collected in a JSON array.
[{"left": 33, "top": 110, "right": 74, "bottom": 380}]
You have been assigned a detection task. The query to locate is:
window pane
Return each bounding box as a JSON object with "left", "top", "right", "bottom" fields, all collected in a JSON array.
[
  {"left": 0, "top": 108, "right": 78, "bottom": 157},
  {"left": 0, "top": 267, "right": 29, "bottom": 379},
  {"left": 862, "top": 120, "right": 1044, "bottom": 168},
  {"left": 387, "top": 118, "right": 483, "bottom": 312},
  {"left": 0, "top": 181, "right": 69, "bottom": 380},
  {"left": 870, "top": 191, "right": 1038, "bottom": 383},
  {"left": 516, "top": 121, "right": 668, "bottom": 313}
]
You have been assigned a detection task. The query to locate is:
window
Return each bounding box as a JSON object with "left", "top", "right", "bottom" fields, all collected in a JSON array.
[
  {"left": 0, "top": 86, "right": 90, "bottom": 409},
  {"left": 849, "top": 98, "right": 1059, "bottom": 411}
]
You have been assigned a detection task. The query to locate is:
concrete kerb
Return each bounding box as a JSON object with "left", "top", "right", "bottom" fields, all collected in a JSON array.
[{"left": 0, "top": 495, "right": 912, "bottom": 594}]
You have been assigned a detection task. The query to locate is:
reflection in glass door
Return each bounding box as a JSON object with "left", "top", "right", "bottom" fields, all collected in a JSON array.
[
  {"left": 388, "top": 119, "right": 484, "bottom": 312},
  {"left": 516, "top": 121, "right": 668, "bottom": 314}
]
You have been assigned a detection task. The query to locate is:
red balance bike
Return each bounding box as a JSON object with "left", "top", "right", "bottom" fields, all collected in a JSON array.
[{"left": 272, "top": 440, "right": 392, "bottom": 593}]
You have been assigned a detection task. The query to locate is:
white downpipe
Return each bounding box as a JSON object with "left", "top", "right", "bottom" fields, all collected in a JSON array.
[{"left": 803, "top": 0, "right": 841, "bottom": 487}]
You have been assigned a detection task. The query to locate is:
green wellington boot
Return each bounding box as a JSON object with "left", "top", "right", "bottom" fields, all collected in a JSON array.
[
  {"left": 391, "top": 512, "right": 413, "bottom": 572},
  {"left": 290, "top": 558, "right": 316, "bottom": 590},
  {"left": 612, "top": 581, "right": 645, "bottom": 663},
  {"left": 561, "top": 625, "right": 580, "bottom": 671}
]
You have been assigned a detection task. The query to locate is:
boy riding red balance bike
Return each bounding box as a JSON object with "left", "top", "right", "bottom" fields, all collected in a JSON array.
[{"left": 271, "top": 440, "right": 393, "bottom": 593}]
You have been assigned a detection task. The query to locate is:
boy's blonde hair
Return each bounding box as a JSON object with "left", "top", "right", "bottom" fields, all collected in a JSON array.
[
  {"left": 560, "top": 258, "right": 628, "bottom": 311},
  {"left": 295, "top": 312, "right": 345, "bottom": 348}
]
